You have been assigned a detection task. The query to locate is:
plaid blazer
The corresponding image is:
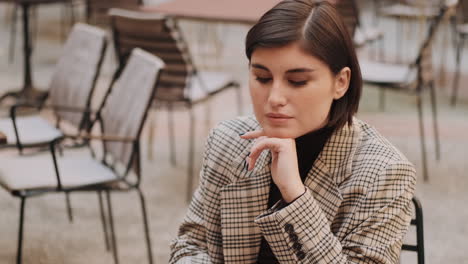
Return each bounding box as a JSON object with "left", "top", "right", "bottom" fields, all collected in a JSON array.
[{"left": 170, "top": 116, "right": 416, "bottom": 264}]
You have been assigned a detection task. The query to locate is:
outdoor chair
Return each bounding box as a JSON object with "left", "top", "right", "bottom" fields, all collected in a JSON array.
[
  {"left": 0, "top": 48, "right": 164, "bottom": 264},
  {"left": 333, "top": 0, "right": 384, "bottom": 49},
  {"left": 401, "top": 196, "right": 425, "bottom": 264},
  {"left": 109, "top": 8, "right": 242, "bottom": 201},
  {"left": 85, "top": 0, "right": 141, "bottom": 25},
  {"left": 0, "top": 23, "right": 107, "bottom": 153},
  {"left": 359, "top": 3, "right": 456, "bottom": 182},
  {"left": 451, "top": 0, "right": 468, "bottom": 106},
  {"left": 378, "top": 0, "right": 443, "bottom": 62}
]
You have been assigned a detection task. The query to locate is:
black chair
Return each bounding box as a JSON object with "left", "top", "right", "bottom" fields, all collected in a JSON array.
[{"left": 402, "top": 196, "right": 425, "bottom": 264}]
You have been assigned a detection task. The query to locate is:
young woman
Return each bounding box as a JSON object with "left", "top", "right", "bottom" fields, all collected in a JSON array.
[{"left": 170, "top": 1, "right": 416, "bottom": 263}]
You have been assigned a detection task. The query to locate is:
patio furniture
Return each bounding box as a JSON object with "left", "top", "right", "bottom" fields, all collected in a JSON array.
[
  {"left": 360, "top": 3, "right": 456, "bottom": 181},
  {"left": 0, "top": 23, "right": 107, "bottom": 153},
  {"left": 109, "top": 8, "right": 242, "bottom": 201},
  {"left": 402, "top": 196, "right": 425, "bottom": 264},
  {"left": 334, "top": 0, "right": 384, "bottom": 48},
  {"left": 0, "top": 0, "right": 77, "bottom": 106},
  {"left": 140, "top": 0, "right": 281, "bottom": 25},
  {"left": 85, "top": 0, "right": 141, "bottom": 25},
  {"left": 0, "top": 48, "right": 164, "bottom": 264},
  {"left": 7, "top": 0, "right": 76, "bottom": 64},
  {"left": 451, "top": 0, "right": 468, "bottom": 106}
]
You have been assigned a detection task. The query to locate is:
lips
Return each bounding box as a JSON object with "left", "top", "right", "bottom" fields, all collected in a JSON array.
[{"left": 266, "top": 113, "right": 293, "bottom": 119}]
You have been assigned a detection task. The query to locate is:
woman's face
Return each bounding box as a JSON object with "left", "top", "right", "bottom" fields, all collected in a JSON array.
[{"left": 249, "top": 42, "right": 350, "bottom": 138}]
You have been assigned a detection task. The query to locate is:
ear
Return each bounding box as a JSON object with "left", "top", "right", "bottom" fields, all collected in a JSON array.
[{"left": 333, "top": 67, "right": 351, "bottom": 100}]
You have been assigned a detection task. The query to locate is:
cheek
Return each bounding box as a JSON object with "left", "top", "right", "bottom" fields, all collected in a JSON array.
[{"left": 249, "top": 80, "right": 265, "bottom": 105}]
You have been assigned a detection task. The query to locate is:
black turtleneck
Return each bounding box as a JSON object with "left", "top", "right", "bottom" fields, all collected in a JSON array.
[{"left": 256, "top": 126, "right": 335, "bottom": 264}]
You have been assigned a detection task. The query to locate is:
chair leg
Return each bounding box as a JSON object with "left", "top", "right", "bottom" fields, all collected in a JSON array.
[
  {"left": 98, "top": 191, "right": 111, "bottom": 251},
  {"left": 416, "top": 94, "right": 429, "bottom": 182},
  {"left": 451, "top": 36, "right": 465, "bottom": 106},
  {"left": 65, "top": 191, "right": 73, "bottom": 223},
  {"left": 106, "top": 191, "right": 119, "bottom": 264},
  {"left": 17, "top": 197, "right": 26, "bottom": 264},
  {"left": 168, "top": 104, "right": 177, "bottom": 167},
  {"left": 137, "top": 188, "right": 154, "bottom": 264},
  {"left": 429, "top": 82, "right": 441, "bottom": 161},
  {"left": 413, "top": 197, "right": 425, "bottom": 264},
  {"left": 186, "top": 108, "right": 196, "bottom": 203}
]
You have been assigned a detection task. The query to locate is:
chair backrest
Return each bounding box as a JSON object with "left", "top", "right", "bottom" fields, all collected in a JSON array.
[
  {"left": 99, "top": 48, "right": 164, "bottom": 173},
  {"left": 86, "top": 0, "right": 142, "bottom": 24},
  {"left": 48, "top": 23, "right": 107, "bottom": 131},
  {"left": 401, "top": 197, "right": 425, "bottom": 264},
  {"left": 109, "top": 8, "right": 194, "bottom": 102},
  {"left": 414, "top": 2, "right": 455, "bottom": 87},
  {"left": 334, "top": 0, "right": 361, "bottom": 38}
]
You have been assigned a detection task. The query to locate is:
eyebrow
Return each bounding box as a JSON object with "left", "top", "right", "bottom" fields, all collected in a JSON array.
[{"left": 251, "top": 63, "right": 315, "bottom": 73}]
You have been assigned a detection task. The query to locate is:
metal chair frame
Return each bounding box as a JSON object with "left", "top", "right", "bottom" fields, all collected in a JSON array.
[{"left": 401, "top": 196, "right": 425, "bottom": 264}]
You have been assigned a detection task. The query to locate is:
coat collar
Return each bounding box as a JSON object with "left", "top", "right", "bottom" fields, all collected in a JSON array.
[{"left": 220, "top": 118, "right": 362, "bottom": 263}]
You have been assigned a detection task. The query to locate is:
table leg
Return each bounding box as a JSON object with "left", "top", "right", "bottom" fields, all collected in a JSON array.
[{"left": 0, "top": 3, "right": 48, "bottom": 106}]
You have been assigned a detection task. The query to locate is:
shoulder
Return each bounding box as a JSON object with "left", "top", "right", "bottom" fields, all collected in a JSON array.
[{"left": 348, "top": 119, "right": 416, "bottom": 186}]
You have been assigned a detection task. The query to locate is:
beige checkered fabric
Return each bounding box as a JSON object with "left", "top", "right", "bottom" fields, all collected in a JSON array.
[{"left": 170, "top": 116, "right": 416, "bottom": 264}]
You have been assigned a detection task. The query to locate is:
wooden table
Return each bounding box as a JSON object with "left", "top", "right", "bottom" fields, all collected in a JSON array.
[{"left": 141, "top": 0, "right": 281, "bottom": 24}]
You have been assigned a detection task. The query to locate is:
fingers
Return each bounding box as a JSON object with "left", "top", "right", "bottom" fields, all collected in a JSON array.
[
  {"left": 240, "top": 129, "right": 265, "bottom": 140},
  {"left": 247, "top": 137, "right": 282, "bottom": 171}
]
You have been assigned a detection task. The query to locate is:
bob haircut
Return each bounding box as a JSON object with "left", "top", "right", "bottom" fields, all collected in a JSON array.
[{"left": 245, "top": 0, "right": 362, "bottom": 130}]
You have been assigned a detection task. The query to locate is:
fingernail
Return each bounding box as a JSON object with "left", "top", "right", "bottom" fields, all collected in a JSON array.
[
  {"left": 243, "top": 160, "right": 248, "bottom": 171},
  {"left": 239, "top": 132, "right": 245, "bottom": 136},
  {"left": 246, "top": 151, "right": 250, "bottom": 157}
]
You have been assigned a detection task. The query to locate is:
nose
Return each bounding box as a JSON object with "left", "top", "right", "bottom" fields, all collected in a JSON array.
[{"left": 267, "top": 80, "right": 287, "bottom": 107}]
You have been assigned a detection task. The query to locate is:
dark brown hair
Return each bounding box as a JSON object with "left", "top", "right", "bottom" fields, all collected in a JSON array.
[{"left": 246, "top": 0, "right": 362, "bottom": 130}]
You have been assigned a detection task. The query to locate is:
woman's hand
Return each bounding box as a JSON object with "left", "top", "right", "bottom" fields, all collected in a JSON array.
[{"left": 241, "top": 130, "right": 305, "bottom": 203}]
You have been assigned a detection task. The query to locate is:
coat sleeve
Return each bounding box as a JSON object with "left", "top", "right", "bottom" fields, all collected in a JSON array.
[
  {"left": 254, "top": 160, "right": 416, "bottom": 264},
  {"left": 169, "top": 130, "right": 218, "bottom": 264}
]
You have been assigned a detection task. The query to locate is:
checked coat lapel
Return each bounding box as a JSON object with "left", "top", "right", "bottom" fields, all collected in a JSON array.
[{"left": 219, "top": 120, "right": 361, "bottom": 263}]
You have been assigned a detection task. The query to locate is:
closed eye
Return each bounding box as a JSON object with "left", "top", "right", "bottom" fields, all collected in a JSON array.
[
  {"left": 289, "top": 80, "right": 308, "bottom": 86},
  {"left": 256, "top": 77, "right": 272, "bottom": 84}
]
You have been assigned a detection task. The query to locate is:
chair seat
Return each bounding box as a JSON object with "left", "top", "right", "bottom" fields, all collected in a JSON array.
[
  {"left": 360, "top": 60, "right": 417, "bottom": 86},
  {"left": 155, "top": 71, "right": 237, "bottom": 103},
  {"left": 0, "top": 152, "right": 119, "bottom": 192},
  {"left": 0, "top": 115, "right": 63, "bottom": 146},
  {"left": 186, "top": 71, "right": 237, "bottom": 103}
]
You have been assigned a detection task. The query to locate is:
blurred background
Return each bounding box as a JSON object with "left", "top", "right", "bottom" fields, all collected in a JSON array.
[{"left": 0, "top": 0, "right": 467, "bottom": 263}]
